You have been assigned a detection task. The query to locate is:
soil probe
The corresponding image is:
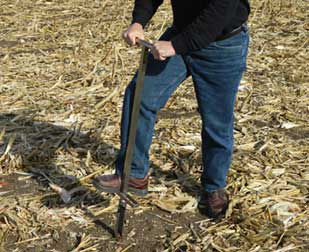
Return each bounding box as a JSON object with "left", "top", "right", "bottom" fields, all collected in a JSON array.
[{"left": 114, "top": 39, "right": 153, "bottom": 238}]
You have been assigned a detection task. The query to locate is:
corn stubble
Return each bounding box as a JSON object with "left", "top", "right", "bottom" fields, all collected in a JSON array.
[{"left": 0, "top": 0, "right": 308, "bottom": 251}]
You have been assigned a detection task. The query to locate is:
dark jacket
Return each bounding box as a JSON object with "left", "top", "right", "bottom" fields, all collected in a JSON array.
[{"left": 132, "top": 0, "right": 250, "bottom": 54}]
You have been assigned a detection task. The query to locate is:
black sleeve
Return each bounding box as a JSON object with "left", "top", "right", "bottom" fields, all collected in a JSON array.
[
  {"left": 132, "top": 0, "right": 164, "bottom": 28},
  {"left": 171, "top": 0, "right": 240, "bottom": 54}
]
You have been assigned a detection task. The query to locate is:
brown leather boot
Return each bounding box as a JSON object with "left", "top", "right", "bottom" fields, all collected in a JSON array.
[
  {"left": 198, "top": 189, "right": 229, "bottom": 219},
  {"left": 92, "top": 174, "right": 148, "bottom": 196}
]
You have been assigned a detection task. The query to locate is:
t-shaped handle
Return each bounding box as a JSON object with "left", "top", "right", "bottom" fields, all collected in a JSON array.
[{"left": 136, "top": 38, "right": 153, "bottom": 49}]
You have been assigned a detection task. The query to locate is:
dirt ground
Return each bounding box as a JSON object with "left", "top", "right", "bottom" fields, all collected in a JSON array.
[
  {"left": 0, "top": 0, "right": 308, "bottom": 251},
  {"left": 1, "top": 173, "right": 207, "bottom": 252}
]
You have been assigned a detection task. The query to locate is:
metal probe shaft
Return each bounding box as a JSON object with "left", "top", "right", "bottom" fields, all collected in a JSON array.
[{"left": 115, "top": 39, "right": 152, "bottom": 238}]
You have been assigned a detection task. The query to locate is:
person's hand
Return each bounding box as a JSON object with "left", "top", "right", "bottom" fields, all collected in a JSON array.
[
  {"left": 151, "top": 41, "right": 176, "bottom": 61},
  {"left": 122, "top": 23, "right": 145, "bottom": 46}
]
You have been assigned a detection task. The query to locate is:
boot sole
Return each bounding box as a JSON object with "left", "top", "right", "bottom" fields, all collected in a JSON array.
[{"left": 92, "top": 180, "right": 148, "bottom": 197}]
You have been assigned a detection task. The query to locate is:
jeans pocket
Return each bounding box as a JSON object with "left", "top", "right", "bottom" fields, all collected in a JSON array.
[{"left": 213, "top": 32, "right": 243, "bottom": 50}]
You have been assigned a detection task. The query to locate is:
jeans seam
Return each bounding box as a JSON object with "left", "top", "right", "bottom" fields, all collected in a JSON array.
[
  {"left": 240, "top": 31, "right": 249, "bottom": 73},
  {"left": 140, "top": 113, "right": 155, "bottom": 178}
]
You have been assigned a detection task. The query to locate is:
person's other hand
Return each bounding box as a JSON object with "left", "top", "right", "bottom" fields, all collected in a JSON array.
[
  {"left": 151, "top": 41, "right": 176, "bottom": 61},
  {"left": 122, "top": 23, "right": 145, "bottom": 46}
]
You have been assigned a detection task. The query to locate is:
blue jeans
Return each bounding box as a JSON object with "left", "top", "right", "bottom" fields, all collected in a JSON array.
[{"left": 115, "top": 25, "right": 249, "bottom": 192}]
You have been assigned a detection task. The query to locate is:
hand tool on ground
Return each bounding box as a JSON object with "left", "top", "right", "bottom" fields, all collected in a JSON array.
[{"left": 114, "top": 38, "right": 153, "bottom": 238}]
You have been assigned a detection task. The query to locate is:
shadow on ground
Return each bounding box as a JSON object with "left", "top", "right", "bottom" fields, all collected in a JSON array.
[{"left": 0, "top": 110, "right": 203, "bottom": 238}]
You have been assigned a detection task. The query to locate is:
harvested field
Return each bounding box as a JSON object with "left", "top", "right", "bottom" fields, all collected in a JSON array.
[{"left": 0, "top": 0, "right": 308, "bottom": 251}]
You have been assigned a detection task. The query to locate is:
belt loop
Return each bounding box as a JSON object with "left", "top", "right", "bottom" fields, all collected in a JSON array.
[{"left": 242, "top": 23, "right": 248, "bottom": 32}]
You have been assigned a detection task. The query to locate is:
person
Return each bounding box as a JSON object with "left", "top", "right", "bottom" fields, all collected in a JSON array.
[{"left": 92, "top": 0, "right": 250, "bottom": 219}]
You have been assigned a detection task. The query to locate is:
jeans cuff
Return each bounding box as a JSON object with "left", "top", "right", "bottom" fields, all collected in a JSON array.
[
  {"left": 129, "top": 170, "right": 148, "bottom": 179},
  {"left": 115, "top": 160, "right": 147, "bottom": 179},
  {"left": 203, "top": 185, "right": 226, "bottom": 192}
]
